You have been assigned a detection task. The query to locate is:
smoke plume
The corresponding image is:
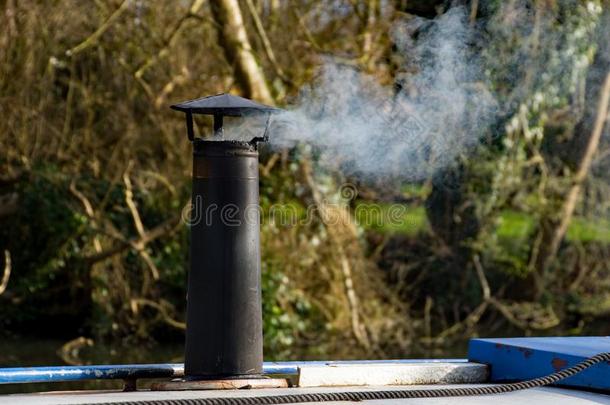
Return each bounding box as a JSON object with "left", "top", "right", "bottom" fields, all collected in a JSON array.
[{"left": 266, "top": 6, "right": 496, "bottom": 181}]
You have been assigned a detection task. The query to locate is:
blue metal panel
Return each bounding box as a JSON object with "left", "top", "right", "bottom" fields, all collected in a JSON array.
[
  {"left": 468, "top": 337, "right": 610, "bottom": 391},
  {"left": 0, "top": 359, "right": 466, "bottom": 385}
]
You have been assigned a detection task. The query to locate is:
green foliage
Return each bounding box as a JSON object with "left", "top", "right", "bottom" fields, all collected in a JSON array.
[
  {"left": 0, "top": 168, "right": 87, "bottom": 328},
  {"left": 2, "top": 0, "right": 610, "bottom": 360},
  {"left": 567, "top": 217, "right": 610, "bottom": 243},
  {"left": 355, "top": 203, "right": 428, "bottom": 236},
  {"left": 261, "top": 260, "right": 312, "bottom": 360}
]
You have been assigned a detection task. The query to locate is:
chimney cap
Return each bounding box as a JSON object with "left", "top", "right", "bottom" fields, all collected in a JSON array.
[{"left": 171, "top": 93, "right": 281, "bottom": 116}]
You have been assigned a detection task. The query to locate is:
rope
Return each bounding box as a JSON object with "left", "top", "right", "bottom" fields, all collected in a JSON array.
[{"left": 82, "top": 352, "right": 610, "bottom": 405}]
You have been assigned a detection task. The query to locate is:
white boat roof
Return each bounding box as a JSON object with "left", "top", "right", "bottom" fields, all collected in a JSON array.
[{"left": 4, "top": 385, "right": 610, "bottom": 405}]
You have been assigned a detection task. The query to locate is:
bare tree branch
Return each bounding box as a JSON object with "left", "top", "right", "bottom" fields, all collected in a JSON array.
[
  {"left": 124, "top": 168, "right": 160, "bottom": 281},
  {"left": 210, "top": 0, "right": 274, "bottom": 103},
  {"left": 0, "top": 250, "right": 11, "bottom": 296},
  {"left": 57, "top": 337, "right": 94, "bottom": 366},
  {"left": 69, "top": 181, "right": 103, "bottom": 253},
  {"left": 131, "top": 298, "right": 186, "bottom": 330},
  {"left": 65, "top": 0, "right": 131, "bottom": 57},
  {"left": 535, "top": 71, "right": 610, "bottom": 278},
  {"left": 134, "top": 0, "right": 205, "bottom": 80},
  {"left": 301, "top": 159, "right": 371, "bottom": 350},
  {"left": 243, "top": 0, "right": 290, "bottom": 84},
  {"left": 432, "top": 254, "right": 490, "bottom": 341},
  {"left": 531, "top": 6, "right": 610, "bottom": 288},
  {"left": 469, "top": 0, "right": 479, "bottom": 26},
  {"left": 83, "top": 214, "right": 181, "bottom": 265}
]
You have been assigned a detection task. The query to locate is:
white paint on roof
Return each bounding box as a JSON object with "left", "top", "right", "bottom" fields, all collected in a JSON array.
[
  {"left": 2, "top": 385, "right": 610, "bottom": 405},
  {"left": 297, "top": 362, "right": 488, "bottom": 387}
]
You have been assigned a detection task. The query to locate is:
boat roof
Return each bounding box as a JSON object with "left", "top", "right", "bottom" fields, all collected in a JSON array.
[{"left": 6, "top": 385, "right": 610, "bottom": 405}]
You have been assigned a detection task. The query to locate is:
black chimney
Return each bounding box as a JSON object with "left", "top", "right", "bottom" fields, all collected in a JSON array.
[{"left": 170, "top": 94, "right": 280, "bottom": 381}]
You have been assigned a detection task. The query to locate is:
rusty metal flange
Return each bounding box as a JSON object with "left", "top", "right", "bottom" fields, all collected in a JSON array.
[{"left": 151, "top": 377, "right": 289, "bottom": 391}]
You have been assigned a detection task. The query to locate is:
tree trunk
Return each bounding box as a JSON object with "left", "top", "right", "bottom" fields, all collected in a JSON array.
[
  {"left": 532, "top": 7, "right": 610, "bottom": 293},
  {"left": 361, "top": 0, "right": 378, "bottom": 69},
  {"left": 209, "top": 0, "right": 274, "bottom": 104}
]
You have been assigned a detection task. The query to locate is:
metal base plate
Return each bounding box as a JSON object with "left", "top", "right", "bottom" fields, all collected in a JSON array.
[{"left": 151, "top": 377, "right": 289, "bottom": 391}]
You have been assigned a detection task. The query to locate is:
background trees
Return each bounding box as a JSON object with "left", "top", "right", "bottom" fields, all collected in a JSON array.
[{"left": 1, "top": 0, "right": 610, "bottom": 362}]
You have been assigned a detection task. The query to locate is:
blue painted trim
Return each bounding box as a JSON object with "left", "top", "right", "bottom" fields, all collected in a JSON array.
[
  {"left": 0, "top": 364, "right": 181, "bottom": 384},
  {"left": 0, "top": 359, "right": 466, "bottom": 385},
  {"left": 468, "top": 337, "right": 610, "bottom": 391}
]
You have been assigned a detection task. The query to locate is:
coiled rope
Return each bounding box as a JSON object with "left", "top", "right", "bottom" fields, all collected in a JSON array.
[{"left": 84, "top": 352, "right": 610, "bottom": 405}]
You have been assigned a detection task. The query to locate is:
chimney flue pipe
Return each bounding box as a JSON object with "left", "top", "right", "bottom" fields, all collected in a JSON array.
[
  {"left": 186, "top": 140, "right": 262, "bottom": 377},
  {"left": 170, "top": 94, "right": 280, "bottom": 380}
]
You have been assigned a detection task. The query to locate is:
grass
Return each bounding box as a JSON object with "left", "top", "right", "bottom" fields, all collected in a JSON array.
[
  {"left": 355, "top": 203, "right": 428, "bottom": 236},
  {"left": 356, "top": 201, "right": 610, "bottom": 244},
  {"left": 496, "top": 211, "right": 610, "bottom": 243},
  {"left": 567, "top": 217, "right": 610, "bottom": 243},
  {"left": 496, "top": 211, "right": 535, "bottom": 240}
]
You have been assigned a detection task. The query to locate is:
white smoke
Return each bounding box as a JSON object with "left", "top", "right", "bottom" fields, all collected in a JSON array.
[{"left": 266, "top": 6, "right": 496, "bottom": 181}]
